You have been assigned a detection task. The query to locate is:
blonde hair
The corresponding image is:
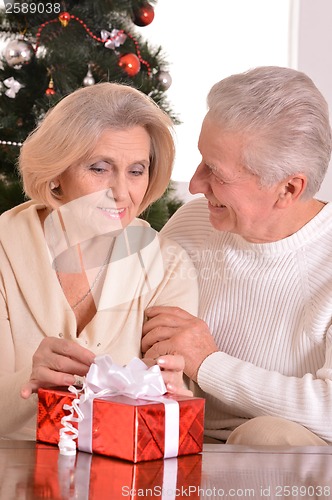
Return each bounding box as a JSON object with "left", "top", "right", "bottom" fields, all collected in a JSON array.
[{"left": 19, "top": 82, "right": 175, "bottom": 212}]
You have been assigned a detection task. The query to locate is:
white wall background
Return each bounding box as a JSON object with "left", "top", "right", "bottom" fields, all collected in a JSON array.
[
  {"left": 138, "top": 0, "right": 291, "bottom": 187},
  {"left": 138, "top": 0, "right": 332, "bottom": 202},
  {"left": 294, "top": 0, "right": 332, "bottom": 201}
]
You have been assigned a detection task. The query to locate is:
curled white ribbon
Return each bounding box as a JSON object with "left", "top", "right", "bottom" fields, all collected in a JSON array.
[
  {"left": 59, "top": 355, "right": 180, "bottom": 459},
  {"left": 59, "top": 385, "right": 84, "bottom": 456}
]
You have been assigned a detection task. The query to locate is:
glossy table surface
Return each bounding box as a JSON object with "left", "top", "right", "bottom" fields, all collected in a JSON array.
[{"left": 0, "top": 440, "right": 331, "bottom": 499}]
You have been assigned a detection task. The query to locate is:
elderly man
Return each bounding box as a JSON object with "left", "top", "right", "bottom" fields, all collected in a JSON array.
[{"left": 142, "top": 66, "right": 332, "bottom": 446}]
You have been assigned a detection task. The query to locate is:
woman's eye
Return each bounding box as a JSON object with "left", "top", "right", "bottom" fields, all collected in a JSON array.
[
  {"left": 129, "top": 165, "right": 145, "bottom": 176},
  {"left": 89, "top": 161, "right": 109, "bottom": 173}
]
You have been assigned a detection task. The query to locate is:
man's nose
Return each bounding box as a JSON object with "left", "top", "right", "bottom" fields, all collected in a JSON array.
[{"left": 189, "top": 163, "right": 209, "bottom": 195}]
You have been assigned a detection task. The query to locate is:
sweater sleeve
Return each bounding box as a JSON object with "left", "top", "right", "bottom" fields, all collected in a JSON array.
[
  {"left": 198, "top": 338, "right": 332, "bottom": 443},
  {"left": 0, "top": 286, "right": 37, "bottom": 438}
]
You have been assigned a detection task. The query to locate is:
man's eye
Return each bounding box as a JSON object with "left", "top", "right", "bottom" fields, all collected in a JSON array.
[
  {"left": 214, "top": 175, "right": 225, "bottom": 184},
  {"left": 206, "top": 165, "right": 225, "bottom": 184}
]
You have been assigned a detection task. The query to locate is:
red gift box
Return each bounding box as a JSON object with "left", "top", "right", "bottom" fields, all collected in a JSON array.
[
  {"left": 37, "top": 388, "right": 204, "bottom": 463},
  {"left": 34, "top": 443, "right": 202, "bottom": 499}
]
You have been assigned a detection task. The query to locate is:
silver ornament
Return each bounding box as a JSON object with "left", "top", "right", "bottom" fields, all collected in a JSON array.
[
  {"left": 158, "top": 71, "right": 172, "bottom": 90},
  {"left": 83, "top": 68, "right": 95, "bottom": 86},
  {"left": 5, "top": 39, "right": 34, "bottom": 68}
]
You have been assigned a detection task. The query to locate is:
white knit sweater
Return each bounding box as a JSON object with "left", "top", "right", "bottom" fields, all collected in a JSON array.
[{"left": 161, "top": 197, "right": 332, "bottom": 443}]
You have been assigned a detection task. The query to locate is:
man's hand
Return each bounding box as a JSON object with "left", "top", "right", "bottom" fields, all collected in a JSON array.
[
  {"left": 21, "top": 337, "right": 95, "bottom": 399},
  {"left": 142, "top": 306, "right": 218, "bottom": 382}
]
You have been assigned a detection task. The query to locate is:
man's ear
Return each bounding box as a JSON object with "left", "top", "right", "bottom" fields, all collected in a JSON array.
[{"left": 276, "top": 174, "right": 307, "bottom": 208}]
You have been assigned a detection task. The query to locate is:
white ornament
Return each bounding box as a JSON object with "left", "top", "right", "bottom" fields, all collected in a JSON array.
[
  {"left": 3, "top": 77, "right": 25, "bottom": 98},
  {"left": 101, "top": 29, "right": 127, "bottom": 50}
]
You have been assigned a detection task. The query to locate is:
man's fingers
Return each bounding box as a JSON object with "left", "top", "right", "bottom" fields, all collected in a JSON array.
[
  {"left": 145, "top": 306, "right": 193, "bottom": 320},
  {"left": 144, "top": 340, "right": 173, "bottom": 360},
  {"left": 142, "top": 315, "right": 183, "bottom": 335},
  {"left": 141, "top": 327, "right": 175, "bottom": 353}
]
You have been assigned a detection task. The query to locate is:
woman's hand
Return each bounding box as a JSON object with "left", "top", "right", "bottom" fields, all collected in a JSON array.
[
  {"left": 21, "top": 337, "right": 95, "bottom": 399},
  {"left": 144, "top": 354, "right": 193, "bottom": 397}
]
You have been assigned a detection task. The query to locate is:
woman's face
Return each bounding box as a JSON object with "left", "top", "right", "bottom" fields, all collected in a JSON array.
[{"left": 55, "top": 126, "right": 151, "bottom": 240}]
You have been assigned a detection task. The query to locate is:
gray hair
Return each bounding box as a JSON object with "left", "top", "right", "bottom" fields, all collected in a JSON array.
[{"left": 206, "top": 66, "right": 332, "bottom": 198}]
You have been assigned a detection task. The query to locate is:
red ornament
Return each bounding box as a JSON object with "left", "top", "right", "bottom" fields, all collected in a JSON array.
[
  {"left": 118, "top": 53, "right": 141, "bottom": 77},
  {"left": 132, "top": 3, "right": 155, "bottom": 27},
  {"left": 45, "top": 77, "right": 56, "bottom": 96},
  {"left": 59, "top": 12, "right": 71, "bottom": 27}
]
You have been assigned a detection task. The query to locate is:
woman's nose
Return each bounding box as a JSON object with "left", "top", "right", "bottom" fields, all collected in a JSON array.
[{"left": 106, "top": 177, "right": 128, "bottom": 201}]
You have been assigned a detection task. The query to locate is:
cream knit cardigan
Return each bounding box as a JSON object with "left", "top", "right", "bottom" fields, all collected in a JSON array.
[
  {"left": 161, "top": 197, "right": 332, "bottom": 443},
  {"left": 0, "top": 201, "right": 198, "bottom": 440}
]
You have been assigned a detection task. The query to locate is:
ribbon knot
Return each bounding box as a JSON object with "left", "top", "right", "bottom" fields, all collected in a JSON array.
[{"left": 85, "top": 355, "right": 167, "bottom": 398}]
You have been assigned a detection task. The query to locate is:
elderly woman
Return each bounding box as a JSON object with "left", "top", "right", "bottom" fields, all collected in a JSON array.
[
  {"left": 0, "top": 82, "right": 198, "bottom": 440},
  {"left": 142, "top": 66, "right": 332, "bottom": 446}
]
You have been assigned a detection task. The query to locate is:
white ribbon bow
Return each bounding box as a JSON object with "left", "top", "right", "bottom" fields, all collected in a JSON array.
[
  {"left": 84, "top": 355, "right": 166, "bottom": 397},
  {"left": 101, "top": 28, "right": 127, "bottom": 49},
  {"left": 59, "top": 356, "right": 180, "bottom": 459}
]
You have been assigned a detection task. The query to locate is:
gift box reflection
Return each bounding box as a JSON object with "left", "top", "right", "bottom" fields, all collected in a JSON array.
[
  {"left": 34, "top": 444, "right": 202, "bottom": 499},
  {"left": 37, "top": 388, "right": 204, "bottom": 462}
]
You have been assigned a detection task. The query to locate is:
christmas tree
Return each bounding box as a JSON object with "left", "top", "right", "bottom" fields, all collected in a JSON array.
[{"left": 0, "top": 0, "right": 182, "bottom": 228}]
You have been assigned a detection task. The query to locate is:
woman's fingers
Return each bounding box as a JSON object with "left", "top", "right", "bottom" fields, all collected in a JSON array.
[
  {"left": 21, "top": 373, "right": 77, "bottom": 399},
  {"left": 145, "top": 354, "right": 193, "bottom": 397},
  {"left": 21, "top": 338, "right": 95, "bottom": 398},
  {"left": 33, "top": 338, "right": 95, "bottom": 371},
  {"left": 166, "top": 384, "right": 193, "bottom": 397}
]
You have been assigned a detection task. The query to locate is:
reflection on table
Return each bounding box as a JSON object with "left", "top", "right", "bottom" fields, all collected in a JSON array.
[{"left": 0, "top": 440, "right": 331, "bottom": 499}]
